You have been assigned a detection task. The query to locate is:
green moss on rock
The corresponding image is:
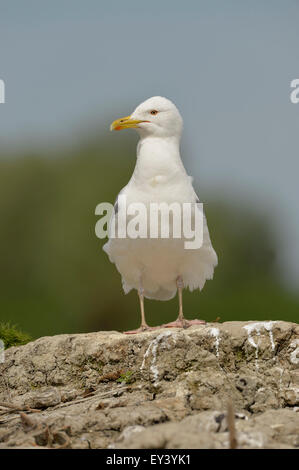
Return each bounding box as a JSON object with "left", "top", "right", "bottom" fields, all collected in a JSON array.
[{"left": 0, "top": 322, "right": 32, "bottom": 349}]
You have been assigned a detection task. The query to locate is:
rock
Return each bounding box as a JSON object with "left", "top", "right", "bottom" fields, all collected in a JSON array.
[{"left": 0, "top": 321, "right": 298, "bottom": 449}]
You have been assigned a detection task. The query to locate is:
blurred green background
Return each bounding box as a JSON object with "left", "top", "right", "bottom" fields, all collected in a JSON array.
[{"left": 0, "top": 134, "right": 298, "bottom": 339}]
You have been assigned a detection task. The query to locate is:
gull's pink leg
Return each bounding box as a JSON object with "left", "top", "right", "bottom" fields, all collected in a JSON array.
[
  {"left": 162, "top": 276, "right": 205, "bottom": 329},
  {"left": 123, "top": 287, "right": 158, "bottom": 334}
]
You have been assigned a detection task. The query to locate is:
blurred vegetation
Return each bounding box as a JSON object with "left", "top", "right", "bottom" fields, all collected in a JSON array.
[
  {"left": 0, "top": 134, "right": 298, "bottom": 340},
  {"left": 0, "top": 322, "right": 31, "bottom": 348}
]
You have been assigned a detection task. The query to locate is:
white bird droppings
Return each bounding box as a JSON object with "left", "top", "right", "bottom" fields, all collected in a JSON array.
[
  {"left": 243, "top": 321, "right": 277, "bottom": 370},
  {"left": 140, "top": 331, "right": 174, "bottom": 385},
  {"left": 289, "top": 339, "right": 299, "bottom": 365},
  {"left": 209, "top": 327, "right": 220, "bottom": 357}
]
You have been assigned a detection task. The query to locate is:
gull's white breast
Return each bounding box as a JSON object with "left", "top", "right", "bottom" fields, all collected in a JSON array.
[{"left": 103, "top": 137, "right": 217, "bottom": 300}]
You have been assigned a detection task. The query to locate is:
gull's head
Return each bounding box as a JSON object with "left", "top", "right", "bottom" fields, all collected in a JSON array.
[{"left": 110, "top": 96, "right": 183, "bottom": 139}]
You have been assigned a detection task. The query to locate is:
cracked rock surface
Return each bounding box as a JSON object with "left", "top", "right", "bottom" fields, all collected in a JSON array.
[{"left": 0, "top": 321, "right": 298, "bottom": 449}]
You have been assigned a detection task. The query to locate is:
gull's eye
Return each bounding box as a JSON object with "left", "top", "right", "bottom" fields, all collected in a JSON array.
[{"left": 150, "top": 110, "right": 158, "bottom": 115}]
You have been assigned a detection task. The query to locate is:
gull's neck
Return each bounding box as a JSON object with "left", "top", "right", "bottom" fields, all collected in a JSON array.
[{"left": 131, "top": 135, "right": 187, "bottom": 186}]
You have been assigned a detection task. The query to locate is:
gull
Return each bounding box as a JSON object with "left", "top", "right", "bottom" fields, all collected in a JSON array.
[{"left": 103, "top": 96, "right": 217, "bottom": 333}]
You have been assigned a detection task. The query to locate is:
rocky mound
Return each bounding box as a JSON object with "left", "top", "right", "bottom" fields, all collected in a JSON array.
[{"left": 0, "top": 321, "right": 298, "bottom": 448}]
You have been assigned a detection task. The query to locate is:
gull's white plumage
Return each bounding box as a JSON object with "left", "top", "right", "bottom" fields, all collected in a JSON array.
[{"left": 103, "top": 97, "right": 217, "bottom": 327}]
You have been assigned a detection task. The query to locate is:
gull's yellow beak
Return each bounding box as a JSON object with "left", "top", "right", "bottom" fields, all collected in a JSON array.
[{"left": 110, "top": 115, "right": 145, "bottom": 131}]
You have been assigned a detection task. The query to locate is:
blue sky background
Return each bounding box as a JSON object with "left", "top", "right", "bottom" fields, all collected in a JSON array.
[{"left": 0, "top": 0, "right": 298, "bottom": 287}]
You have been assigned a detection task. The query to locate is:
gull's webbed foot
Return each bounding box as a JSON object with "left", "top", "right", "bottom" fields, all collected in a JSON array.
[
  {"left": 162, "top": 318, "right": 205, "bottom": 329},
  {"left": 123, "top": 324, "right": 158, "bottom": 335}
]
